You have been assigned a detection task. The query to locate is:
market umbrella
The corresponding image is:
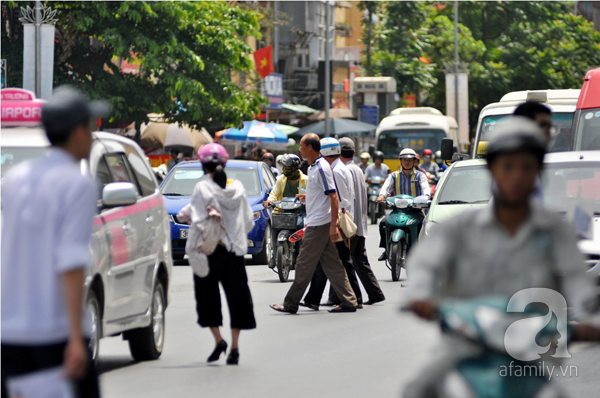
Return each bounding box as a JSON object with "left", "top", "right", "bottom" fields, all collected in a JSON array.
[
  {"left": 270, "top": 123, "right": 300, "bottom": 135},
  {"left": 221, "top": 121, "right": 289, "bottom": 143},
  {"left": 289, "top": 118, "right": 377, "bottom": 140},
  {"left": 140, "top": 121, "right": 213, "bottom": 152}
]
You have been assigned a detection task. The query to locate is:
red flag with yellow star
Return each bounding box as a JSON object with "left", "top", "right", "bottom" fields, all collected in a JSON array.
[{"left": 253, "top": 46, "right": 274, "bottom": 79}]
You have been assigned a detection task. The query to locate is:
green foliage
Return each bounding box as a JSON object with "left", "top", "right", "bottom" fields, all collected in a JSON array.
[
  {"left": 1, "top": 1, "right": 265, "bottom": 130},
  {"left": 362, "top": 1, "right": 600, "bottom": 136}
]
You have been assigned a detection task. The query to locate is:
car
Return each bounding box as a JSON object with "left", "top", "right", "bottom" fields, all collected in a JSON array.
[
  {"left": 419, "top": 159, "right": 491, "bottom": 240},
  {"left": 1, "top": 88, "right": 173, "bottom": 363},
  {"left": 160, "top": 159, "right": 275, "bottom": 264}
]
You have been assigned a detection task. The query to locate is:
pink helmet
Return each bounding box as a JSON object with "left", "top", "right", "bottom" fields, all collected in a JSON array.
[{"left": 197, "top": 143, "right": 229, "bottom": 165}]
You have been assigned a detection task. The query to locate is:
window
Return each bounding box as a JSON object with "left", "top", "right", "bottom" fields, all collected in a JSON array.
[
  {"left": 262, "top": 165, "right": 274, "bottom": 191},
  {"left": 124, "top": 144, "right": 157, "bottom": 197},
  {"left": 104, "top": 153, "right": 140, "bottom": 195}
]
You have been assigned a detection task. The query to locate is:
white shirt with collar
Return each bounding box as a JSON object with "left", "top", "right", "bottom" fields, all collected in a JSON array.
[
  {"left": 2, "top": 148, "right": 97, "bottom": 344},
  {"left": 345, "top": 160, "right": 368, "bottom": 238},
  {"left": 331, "top": 157, "right": 354, "bottom": 217},
  {"left": 305, "top": 156, "right": 337, "bottom": 227},
  {"left": 407, "top": 199, "right": 596, "bottom": 319}
]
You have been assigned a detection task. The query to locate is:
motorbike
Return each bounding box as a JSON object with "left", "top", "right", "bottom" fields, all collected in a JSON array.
[
  {"left": 269, "top": 197, "right": 306, "bottom": 282},
  {"left": 384, "top": 194, "right": 429, "bottom": 281},
  {"left": 367, "top": 175, "right": 386, "bottom": 224},
  {"left": 411, "top": 296, "right": 568, "bottom": 398}
]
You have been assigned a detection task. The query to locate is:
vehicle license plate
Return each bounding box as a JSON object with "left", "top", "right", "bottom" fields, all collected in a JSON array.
[{"left": 180, "top": 229, "right": 188, "bottom": 239}]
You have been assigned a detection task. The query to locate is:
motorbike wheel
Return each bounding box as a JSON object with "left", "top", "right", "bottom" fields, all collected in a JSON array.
[
  {"left": 276, "top": 245, "right": 290, "bottom": 283},
  {"left": 369, "top": 202, "right": 378, "bottom": 225},
  {"left": 390, "top": 240, "right": 407, "bottom": 282}
]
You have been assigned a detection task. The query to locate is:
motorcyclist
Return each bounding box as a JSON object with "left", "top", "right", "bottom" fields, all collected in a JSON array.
[
  {"left": 376, "top": 148, "right": 429, "bottom": 261},
  {"left": 262, "top": 152, "right": 280, "bottom": 177},
  {"left": 403, "top": 117, "right": 600, "bottom": 398},
  {"left": 418, "top": 149, "right": 440, "bottom": 178},
  {"left": 358, "top": 152, "right": 372, "bottom": 174},
  {"left": 434, "top": 150, "right": 448, "bottom": 172},
  {"left": 364, "top": 151, "right": 390, "bottom": 181},
  {"left": 263, "top": 154, "right": 308, "bottom": 268}
]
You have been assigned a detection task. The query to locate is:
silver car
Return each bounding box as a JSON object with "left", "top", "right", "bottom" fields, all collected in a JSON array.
[{"left": 1, "top": 127, "right": 173, "bottom": 362}]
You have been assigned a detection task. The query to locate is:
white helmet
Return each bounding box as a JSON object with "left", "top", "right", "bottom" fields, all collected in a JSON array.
[
  {"left": 320, "top": 137, "right": 341, "bottom": 157},
  {"left": 399, "top": 148, "right": 418, "bottom": 159}
]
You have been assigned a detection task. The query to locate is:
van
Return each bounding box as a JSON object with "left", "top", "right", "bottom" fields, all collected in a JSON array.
[
  {"left": 571, "top": 68, "right": 600, "bottom": 151},
  {"left": 375, "top": 107, "right": 458, "bottom": 171},
  {"left": 472, "top": 89, "right": 580, "bottom": 157}
]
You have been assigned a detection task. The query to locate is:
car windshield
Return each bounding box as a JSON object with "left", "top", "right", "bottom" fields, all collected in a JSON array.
[
  {"left": 1, "top": 147, "right": 47, "bottom": 178},
  {"left": 436, "top": 165, "right": 492, "bottom": 205},
  {"left": 377, "top": 129, "right": 446, "bottom": 158},
  {"left": 479, "top": 113, "right": 574, "bottom": 153},
  {"left": 541, "top": 163, "right": 600, "bottom": 214},
  {"left": 573, "top": 108, "right": 600, "bottom": 151},
  {"left": 160, "top": 166, "right": 261, "bottom": 197}
]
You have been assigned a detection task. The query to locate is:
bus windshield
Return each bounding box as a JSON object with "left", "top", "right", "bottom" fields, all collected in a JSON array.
[
  {"left": 573, "top": 108, "right": 600, "bottom": 151},
  {"left": 478, "top": 112, "right": 574, "bottom": 152},
  {"left": 377, "top": 129, "right": 446, "bottom": 158}
]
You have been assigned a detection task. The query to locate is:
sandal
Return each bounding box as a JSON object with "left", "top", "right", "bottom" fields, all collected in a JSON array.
[
  {"left": 269, "top": 304, "right": 297, "bottom": 314},
  {"left": 328, "top": 305, "right": 357, "bottom": 313},
  {"left": 299, "top": 301, "right": 319, "bottom": 311}
]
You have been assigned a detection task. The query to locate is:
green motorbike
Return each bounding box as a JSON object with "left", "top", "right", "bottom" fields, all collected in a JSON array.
[{"left": 384, "top": 194, "right": 430, "bottom": 281}]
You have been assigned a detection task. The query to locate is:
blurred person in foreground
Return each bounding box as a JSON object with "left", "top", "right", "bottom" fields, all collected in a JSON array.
[
  {"left": 1, "top": 86, "right": 107, "bottom": 397},
  {"left": 403, "top": 116, "right": 600, "bottom": 398}
]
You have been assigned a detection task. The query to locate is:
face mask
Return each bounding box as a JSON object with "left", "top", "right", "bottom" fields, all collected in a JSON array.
[{"left": 283, "top": 168, "right": 300, "bottom": 180}]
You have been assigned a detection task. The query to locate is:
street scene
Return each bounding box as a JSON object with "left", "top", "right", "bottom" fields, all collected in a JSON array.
[{"left": 2, "top": 1, "right": 600, "bottom": 398}]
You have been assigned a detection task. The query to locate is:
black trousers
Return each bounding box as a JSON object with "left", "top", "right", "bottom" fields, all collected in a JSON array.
[
  {"left": 303, "top": 241, "right": 363, "bottom": 306},
  {"left": 378, "top": 212, "right": 424, "bottom": 248},
  {"left": 193, "top": 245, "right": 257, "bottom": 330},
  {"left": 1, "top": 340, "right": 100, "bottom": 398},
  {"left": 344, "top": 236, "right": 385, "bottom": 302}
]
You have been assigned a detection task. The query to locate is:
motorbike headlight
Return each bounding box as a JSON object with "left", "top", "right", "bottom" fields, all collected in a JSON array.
[
  {"left": 276, "top": 202, "right": 302, "bottom": 210},
  {"left": 424, "top": 221, "right": 438, "bottom": 237}
]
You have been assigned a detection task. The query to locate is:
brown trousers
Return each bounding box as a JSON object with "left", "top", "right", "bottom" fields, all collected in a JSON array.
[{"left": 283, "top": 222, "right": 357, "bottom": 312}]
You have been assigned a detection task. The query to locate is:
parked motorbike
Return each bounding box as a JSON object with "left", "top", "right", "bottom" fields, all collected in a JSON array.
[
  {"left": 412, "top": 296, "right": 568, "bottom": 398},
  {"left": 367, "top": 175, "right": 386, "bottom": 224},
  {"left": 384, "top": 194, "right": 429, "bottom": 281},
  {"left": 269, "top": 198, "right": 306, "bottom": 282}
]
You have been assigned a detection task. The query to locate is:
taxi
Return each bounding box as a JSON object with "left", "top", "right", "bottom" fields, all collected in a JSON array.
[{"left": 1, "top": 88, "right": 173, "bottom": 363}]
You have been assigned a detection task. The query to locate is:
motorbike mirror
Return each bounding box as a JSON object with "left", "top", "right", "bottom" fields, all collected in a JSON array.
[
  {"left": 441, "top": 138, "right": 454, "bottom": 161},
  {"left": 413, "top": 195, "right": 431, "bottom": 209}
]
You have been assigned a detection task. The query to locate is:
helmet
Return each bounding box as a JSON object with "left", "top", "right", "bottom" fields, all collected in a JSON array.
[
  {"left": 486, "top": 116, "right": 546, "bottom": 165},
  {"left": 399, "top": 148, "right": 418, "bottom": 159},
  {"left": 320, "top": 137, "right": 341, "bottom": 157},
  {"left": 422, "top": 149, "right": 433, "bottom": 157},
  {"left": 373, "top": 151, "right": 385, "bottom": 161},
  {"left": 280, "top": 154, "right": 301, "bottom": 168},
  {"left": 360, "top": 152, "right": 371, "bottom": 160},
  {"left": 262, "top": 152, "right": 275, "bottom": 162},
  {"left": 276, "top": 154, "right": 285, "bottom": 165},
  {"left": 197, "top": 143, "right": 229, "bottom": 165}
]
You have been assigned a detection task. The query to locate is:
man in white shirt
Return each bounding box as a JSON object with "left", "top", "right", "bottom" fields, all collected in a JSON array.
[
  {"left": 364, "top": 151, "right": 390, "bottom": 180},
  {"left": 270, "top": 134, "right": 358, "bottom": 314},
  {"left": 301, "top": 137, "right": 363, "bottom": 309},
  {"left": 1, "top": 86, "right": 106, "bottom": 397}
]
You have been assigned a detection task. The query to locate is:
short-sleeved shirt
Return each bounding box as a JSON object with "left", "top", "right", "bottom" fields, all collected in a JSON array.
[
  {"left": 1, "top": 148, "right": 97, "bottom": 344},
  {"left": 365, "top": 163, "right": 390, "bottom": 180},
  {"left": 331, "top": 158, "right": 354, "bottom": 217},
  {"left": 305, "top": 157, "right": 336, "bottom": 227}
]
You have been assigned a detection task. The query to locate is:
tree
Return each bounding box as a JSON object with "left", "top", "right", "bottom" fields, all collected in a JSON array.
[{"left": 1, "top": 1, "right": 265, "bottom": 132}]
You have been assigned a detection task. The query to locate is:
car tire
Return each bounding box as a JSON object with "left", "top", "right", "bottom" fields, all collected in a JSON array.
[
  {"left": 127, "top": 282, "right": 166, "bottom": 361},
  {"left": 87, "top": 292, "right": 102, "bottom": 365},
  {"left": 276, "top": 245, "right": 290, "bottom": 283},
  {"left": 252, "top": 223, "right": 271, "bottom": 265}
]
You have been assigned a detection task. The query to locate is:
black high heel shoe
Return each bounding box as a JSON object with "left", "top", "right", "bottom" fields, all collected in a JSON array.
[
  {"left": 226, "top": 348, "right": 239, "bottom": 365},
  {"left": 207, "top": 340, "right": 227, "bottom": 363}
]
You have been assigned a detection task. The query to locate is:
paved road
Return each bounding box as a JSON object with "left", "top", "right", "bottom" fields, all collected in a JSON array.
[{"left": 98, "top": 223, "right": 599, "bottom": 397}]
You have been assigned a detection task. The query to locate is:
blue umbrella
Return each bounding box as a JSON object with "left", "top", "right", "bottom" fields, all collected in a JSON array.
[{"left": 221, "top": 121, "right": 289, "bottom": 143}]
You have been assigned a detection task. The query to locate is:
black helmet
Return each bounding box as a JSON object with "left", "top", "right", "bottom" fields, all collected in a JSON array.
[
  {"left": 280, "top": 154, "right": 301, "bottom": 169},
  {"left": 262, "top": 152, "right": 275, "bottom": 162},
  {"left": 486, "top": 116, "right": 546, "bottom": 166},
  {"left": 373, "top": 151, "right": 385, "bottom": 161}
]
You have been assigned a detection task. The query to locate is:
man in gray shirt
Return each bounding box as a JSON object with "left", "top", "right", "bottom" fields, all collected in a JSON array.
[{"left": 364, "top": 151, "right": 390, "bottom": 180}]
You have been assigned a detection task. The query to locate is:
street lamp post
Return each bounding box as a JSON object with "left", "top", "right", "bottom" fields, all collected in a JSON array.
[
  {"left": 454, "top": 0, "right": 459, "bottom": 124},
  {"left": 324, "top": 1, "right": 331, "bottom": 137}
]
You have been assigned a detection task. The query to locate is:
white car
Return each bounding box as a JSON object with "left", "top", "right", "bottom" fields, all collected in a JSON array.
[{"left": 2, "top": 125, "right": 173, "bottom": 362}]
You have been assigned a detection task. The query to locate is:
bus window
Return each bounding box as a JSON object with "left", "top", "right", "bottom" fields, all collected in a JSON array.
[{"left": 377, "top": 129, "right": 446, "bottom": 158}]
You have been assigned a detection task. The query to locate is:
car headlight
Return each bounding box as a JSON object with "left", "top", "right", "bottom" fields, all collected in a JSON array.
[{"left": 424, "top": 221, "right": 438, "bottom": 237}]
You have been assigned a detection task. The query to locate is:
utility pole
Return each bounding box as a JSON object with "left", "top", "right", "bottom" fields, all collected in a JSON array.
[
  {"left": 454, "top": 0, "right": 459, "bottom": 124},
  {"left": 273, "top": 1, "right": 279, "bottom": 73},
  {"left": 35, "top": 0, "right": 42, "bottom": 97},
  {"left": 324, "top": 1, "right": 331, "bottom": 137}
]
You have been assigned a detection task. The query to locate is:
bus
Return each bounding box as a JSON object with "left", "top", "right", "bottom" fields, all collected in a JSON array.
[
  {"left": 375, "top": 107, "right": 458, "bottom": 171},
  {"left": 472, "top": 89, "right": 580, "bottom": 157},
  {"left": 572, "top": 68, "right": 600, "bottom": 151}
]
